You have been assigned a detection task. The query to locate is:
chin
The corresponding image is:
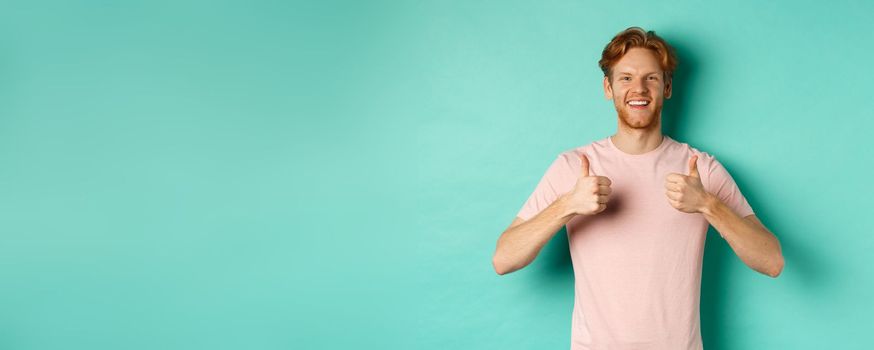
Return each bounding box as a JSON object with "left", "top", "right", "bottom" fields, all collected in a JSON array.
[
  {"left": 629, "top": 121, "right": 654, "bottom": 129},
  {"left": 618, "top": 111, "right": 659, "bottom": 130},
  {"left": 616, "top": 103, "right": 662, "bottom": 130}
]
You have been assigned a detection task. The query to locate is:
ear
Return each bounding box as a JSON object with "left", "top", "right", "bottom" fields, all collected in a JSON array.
[
  {"left": 603, "top": 76, "right": 613, "bottom": 100},
  {"left": 664, "top": 75, "right": 673, "bottom": 99}
]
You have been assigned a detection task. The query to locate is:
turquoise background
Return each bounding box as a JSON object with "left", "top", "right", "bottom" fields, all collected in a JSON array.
[{"left": 0, "top": 0, "right": 871, "bottom": 349}]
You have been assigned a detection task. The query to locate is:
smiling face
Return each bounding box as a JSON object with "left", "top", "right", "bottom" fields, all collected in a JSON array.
[{"left": 603, "top": 47, "right": 672, "bottom": 131}]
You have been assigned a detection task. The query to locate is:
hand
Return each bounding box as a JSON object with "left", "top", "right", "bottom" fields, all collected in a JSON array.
[
  {"left": 563, "top": 154, "right": 612, "bottom": 215},
  {"left": 665, "top": 155, "right": 710, "bottom": 213}
]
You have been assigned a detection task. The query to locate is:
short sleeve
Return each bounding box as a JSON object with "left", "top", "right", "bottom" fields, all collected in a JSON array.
[
  {"left": 704, "top": 155, "right": 755, "bottom": 218},
  {"left": 515, "top": 153, "right": 575, "bottom": 221}
]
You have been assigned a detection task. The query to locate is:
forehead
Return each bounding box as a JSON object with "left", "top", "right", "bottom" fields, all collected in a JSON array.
[{"left": 613, "top": 48, "right": 663, "bottom": 74}]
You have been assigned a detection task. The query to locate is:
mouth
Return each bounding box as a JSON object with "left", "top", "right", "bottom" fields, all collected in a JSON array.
[{"left": 626, "top": 99, "right": 651, "bottom": 110}]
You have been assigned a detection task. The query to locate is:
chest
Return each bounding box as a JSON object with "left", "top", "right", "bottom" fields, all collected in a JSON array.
[{"left": 567, "top": 157, "right": 708, "bottom": 240}]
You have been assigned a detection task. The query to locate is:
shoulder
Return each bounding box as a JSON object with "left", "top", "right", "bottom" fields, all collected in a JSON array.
[
  {"left": 559, "top": 137, "right": 611, "bottom": 160},
  {"left": 666, "top": 136, "right": 721, "bottom": 165},
  {"left": 539, "top": 138, "right": 608, "bottom": 174},
  {"left": 667, "top": 138, "right": 744, "bottom": 193}
]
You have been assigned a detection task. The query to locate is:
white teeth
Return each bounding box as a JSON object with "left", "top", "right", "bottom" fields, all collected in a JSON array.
[{"left": 628, "top": 100, "right": 649, "bottom": 106}]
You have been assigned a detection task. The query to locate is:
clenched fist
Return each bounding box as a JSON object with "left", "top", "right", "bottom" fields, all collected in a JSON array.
[
  {"left": 562, "top": 154, "right": 612, "bottom": 215},
  {"left": 664, "top": 155, "right": 710, "bottom": 213}
]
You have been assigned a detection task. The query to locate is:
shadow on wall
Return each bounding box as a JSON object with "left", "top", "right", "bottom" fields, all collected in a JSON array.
[
  {"left": 667, "top": 37, "right": 829, "bottom": 349},
  {"left": 521, "top": 36, "right": 828, "bottom": 349}
]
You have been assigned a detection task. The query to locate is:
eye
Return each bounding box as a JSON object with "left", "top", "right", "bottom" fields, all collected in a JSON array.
[
  {"left": 648, "top": 76, "right": 658, "bottom": 80},
  {"left": 621, "top": 76, "right": 631, "bottom": 81}
]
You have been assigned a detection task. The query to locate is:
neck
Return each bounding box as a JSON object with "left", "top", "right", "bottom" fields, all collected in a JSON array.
[{"left": 611, "top": 125, "right": 664, "bottom": 155}]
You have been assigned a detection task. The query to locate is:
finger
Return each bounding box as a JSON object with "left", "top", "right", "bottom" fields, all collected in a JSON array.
[
  {"left": 666, "top": 173, "right": 685, "bottom": 183},
  {"left": 596, "top": 176, "right": 612, "bottom": 186},
  {"left": 580, "top": 154, "right": 590, "bottom": 177},
  {"left": 664, "top": 182, "right": 682, "bottom": 192},
  {"left": 597, "top": 194, "right": 609, "bottom": 203},
  {"left": 665, "top": 191, "right": 681, "bottom": 201},
  {"left": 597, "top": 185, "right": 612, "bottom": 195},
  {"left": 688, "top": 155, "right": 700, "bottom": 178}
]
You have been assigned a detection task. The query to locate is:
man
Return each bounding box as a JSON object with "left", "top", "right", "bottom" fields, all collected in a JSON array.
[{"left": 491, "top": 27, "right": 784, "bottom": 349}]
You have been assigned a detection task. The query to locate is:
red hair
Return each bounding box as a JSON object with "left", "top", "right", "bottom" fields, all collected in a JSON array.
[{"left": 599, "top": 27, "right": 678, "bottom": 82}]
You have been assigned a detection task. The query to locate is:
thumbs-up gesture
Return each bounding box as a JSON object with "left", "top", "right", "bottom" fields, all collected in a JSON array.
[
  {"left": 665, "top": 155, "right": 709, "bottom": 213},
  {"left": 562, "top": 154, "right": 612, "bottom": 215}
]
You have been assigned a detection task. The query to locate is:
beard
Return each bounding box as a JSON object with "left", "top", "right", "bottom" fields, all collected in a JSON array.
[{"left": 616, "top": 102, "right": 663, "bottom": 131}]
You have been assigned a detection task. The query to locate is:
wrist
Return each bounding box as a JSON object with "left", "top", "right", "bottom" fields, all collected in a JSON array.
[
  {"left": 699, "top": 193, "right": 720, "bottom": 216},
  {"left": 555, "top": 194, "right": 575, "bottom": 218}
]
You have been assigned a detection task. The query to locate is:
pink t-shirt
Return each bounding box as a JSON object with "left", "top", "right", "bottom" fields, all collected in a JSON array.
[{"left": 516, "top": 135, "right": 754, "bottom": 350}]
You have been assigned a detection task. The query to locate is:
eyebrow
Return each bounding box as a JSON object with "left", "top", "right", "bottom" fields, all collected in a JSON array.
[{"left": 616, "top": 71, "right": 661, "bottom": 76}]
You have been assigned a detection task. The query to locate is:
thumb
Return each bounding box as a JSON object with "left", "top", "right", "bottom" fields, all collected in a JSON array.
[
  {"left": 580, "top": 154, "right": 590, "bottom": 177},
  {"left": 688, "top": 155, "right": 700, "bottom": 178}
]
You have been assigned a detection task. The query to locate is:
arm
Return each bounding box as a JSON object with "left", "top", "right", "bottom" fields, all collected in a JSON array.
[
  {"left": 492, "top": 197, "right": 575, "bottom": 275},
  {"left": 701, "top": 197, "right": 784, "bottom": 277},
  {"left": 665, "top": 154, "right": 785, "bottom": 278},
  {"left": 493, "top": 154, "right": 611, "bottom": 275}
]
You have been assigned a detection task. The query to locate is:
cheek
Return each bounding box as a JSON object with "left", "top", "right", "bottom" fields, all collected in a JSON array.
[
  {"left": 612, "top": 87, "right": 629, "bottom": 100},
  {"left": 613, "top": 98, "right": 625, "bottom": 108}
]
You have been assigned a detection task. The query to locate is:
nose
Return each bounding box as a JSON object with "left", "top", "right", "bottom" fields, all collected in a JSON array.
[{"left": 632, "top": 78, "right": 648, "bottom": 93}]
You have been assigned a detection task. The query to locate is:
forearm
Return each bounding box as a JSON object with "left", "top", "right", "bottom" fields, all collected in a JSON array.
[
  {"left": 701, "top": 194, "right": 784, "bottom": 277},
  {"left": 493, "top": 196, "right": 575, "bottom": 275}
]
